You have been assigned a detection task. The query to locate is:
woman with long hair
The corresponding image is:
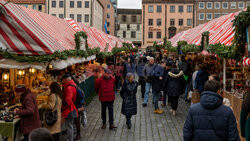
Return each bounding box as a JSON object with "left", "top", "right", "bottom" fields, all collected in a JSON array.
[
  {"left": 240, "top": 91, "right": 250, "bottom": 141},
  {"left": 39, "top": 82, "right": 62, "bottom": 141}
]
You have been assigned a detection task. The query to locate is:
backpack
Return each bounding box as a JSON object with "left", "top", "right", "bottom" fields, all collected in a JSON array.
[{"left": 67, "top": 84, "right": 85, "bottom": 108}]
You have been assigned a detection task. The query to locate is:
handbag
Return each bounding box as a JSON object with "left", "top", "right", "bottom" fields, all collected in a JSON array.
[{"left": 45, "top": 94, "right": 58, "bottom": 126}]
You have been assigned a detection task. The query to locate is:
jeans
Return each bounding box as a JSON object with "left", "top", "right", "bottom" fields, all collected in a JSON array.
[
  {"left": 184, "top": 81, "right": 191, "bottom": 100},
  {"left": 65, "top": 118, "right": 74, "bottom": 141},
  {"left": 143, "top": 83, "right": 153, "bottom": 104},
  {"left": 154, "top": 91, "right": 161, "bottom": 110},
  {"left": 163, "top": 91, "right": 171, "bottom": 105},
  {"left": 101, "top": 101, "right": 114, "bottom": 125},
  {"left": 168, "top": 95, "right": 180, "bottom": 110},
  {"left": 126, "top": 115, "right": 132, "bottom": 125}
]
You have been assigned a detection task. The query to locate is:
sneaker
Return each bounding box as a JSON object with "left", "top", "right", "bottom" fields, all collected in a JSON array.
[
  {"left": 170, "top": 109, "right": 173, "bottom": 113},
  {"left": 127, "top": 123, "right": 132, "bottom": 129},
  {"left": 154, "top": 109, "right": 163, "bottom": 114},
  {"left": 101, "top": 124, "right": 106, "bottom": 129},
  {"left": 109, "top": 124, "right": 117, "bottom": 130},
  {"left": 142, "top": 103, "right": 147, "bottom": 107}
]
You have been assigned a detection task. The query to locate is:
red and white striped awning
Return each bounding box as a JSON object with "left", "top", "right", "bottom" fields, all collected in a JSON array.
[
  {"left": 0, "top": 0, "right": 128, "bottom": 55},
  {"left": 169, "top": 11, "right": 241, "bottom": 46}
]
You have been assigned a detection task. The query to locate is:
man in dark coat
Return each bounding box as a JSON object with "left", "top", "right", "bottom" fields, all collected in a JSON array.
[
  {"left": 137, "top": 57, "right": 147, "bottom": 98},
  {"left": 194, "top": 64, "right": 209, "bottom": 94},
  {"left": 183, "top": 80, "right": 240, "bottom": 141},
  {"left": 162, "top": 59, "right": 173, "bottom": 106},
  {"left": 14, "top": 85, "right": 41, "bottom": 141}
]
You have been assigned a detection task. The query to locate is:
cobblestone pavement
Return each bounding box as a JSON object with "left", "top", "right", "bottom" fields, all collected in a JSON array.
[{"left": 80, "top": 85, "right": 190, "bottom": 141}]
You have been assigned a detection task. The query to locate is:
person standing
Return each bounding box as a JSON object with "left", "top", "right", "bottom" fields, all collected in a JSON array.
[
  {"left": 95, "top": 69, "right": 117, "bottom": 130},
  {"left": 164, "top": 65, "right": 186, "bottom": 116},
  {"left": 142, "top": 57, "right": 156, "bottom": 107},
  {"left": 125, "top": 56, "right": 136, "bottom": 76},
  {"left": 120, "top": 73, "right": 138, "bottom": 129},
  {"left": 194, "top": 64, "right": 209, "bottom": 94},
  {"left": 14, "top": 85, "right": 41, "bottom": 141},
  {"left": 240, "top": 91, "right": 250, "bottom": 141},
  {"left": 162, "top": 60, "right": 173, "bottom": 107},
  {"left": 61, "top": 74, "right": 78, "bottom": 141},
  {"left": 39, "top": 82, "right": 62, "bottom": 141},
  {"left": 137, "top": 57, "right": 147, "bottom": 98},
  {"left": 152, "top": 60, "right": 166, "bottom": 114},
  {"left": 183, "top": 80, "right": 240, "bottom": 141}
]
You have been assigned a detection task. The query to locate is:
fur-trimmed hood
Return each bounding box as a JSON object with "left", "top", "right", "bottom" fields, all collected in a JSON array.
[{"left": 168, "top": 69, "right": 183, "bottom": 78}]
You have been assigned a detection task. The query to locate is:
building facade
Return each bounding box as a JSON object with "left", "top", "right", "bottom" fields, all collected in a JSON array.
[
  {"left": 8, "top": 0, "right": 46, "bottom": 13},
  {"left": 117, "top": 9, "right": 142, "bottom": 47},
  {"left": 110, "top": 0, "right": 118, "bottom": 36},
  {"left": 99, "top": 0, "right": 115, "bottom": 35},
  {"left": 195, "top": 0, "right": 250, "bottom": 26},
  {"left": 92, "top": 0, "right": 104, "bottom": 30},
  {"left": 142, "top": 0, "right": 194, "bottom": 49}
]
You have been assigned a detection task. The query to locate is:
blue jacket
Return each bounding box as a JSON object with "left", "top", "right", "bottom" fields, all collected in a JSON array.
[
  {"left": 194, "top": 69, "right": 209, "bottom": 93},
  {"left": 153, "top": 64, "right": 164, "bottom": 77},
  {"left": 137, "top": 63, "right": 145, "bottom": 77},
  {"left": 126, "top": 63, "right": 136, "bottom": 75},
  {"left": 143, "top": 64, "right": 156, "bottom": 83},
  {"left": 183, "top": 91, "right": 240, "bottom": 141}
]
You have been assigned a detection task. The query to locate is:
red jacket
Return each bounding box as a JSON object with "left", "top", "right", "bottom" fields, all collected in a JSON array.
[
  {"left": 16, "top": 90, "right": 41, "bottom": 134},
  {"left": 95, "top": 75, "right": 115, "bottom": 102},
  {"left": 61, "top": 80, "right": 78, "bottom": 118}
]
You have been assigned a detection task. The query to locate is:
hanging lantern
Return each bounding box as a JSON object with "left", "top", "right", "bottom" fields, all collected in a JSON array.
[
  {"left": 2, "top": 72, "right": 9, "bottom": 85},
  {"left": 29, "top": 68, "right": 36, "bottom": 74},
  {"left": 17, "top": 70, "right": 25, "bottom": 78},
  {"left": 49, "top": 64, "right": 53, "bottom": 70}
]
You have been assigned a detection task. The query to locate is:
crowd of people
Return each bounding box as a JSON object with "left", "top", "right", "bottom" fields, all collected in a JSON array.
[{"left": 11, "top": 51, "right": 249, "bottom": 141}]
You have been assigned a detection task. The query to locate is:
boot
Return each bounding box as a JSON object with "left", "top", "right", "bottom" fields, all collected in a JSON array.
[
  {"left": 154, "top": 109, "right": 163, "bottom": 114},
  {"left": 109, "top": 124, "right": 117, "bottom": 130},
  {"left": 101, "top": 124, "right": 106, "bottom": 129}
]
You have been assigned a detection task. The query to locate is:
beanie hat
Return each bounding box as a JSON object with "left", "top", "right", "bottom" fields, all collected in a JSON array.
[{"left": 15, "top": 85, "right": 26, "bottom": 93}]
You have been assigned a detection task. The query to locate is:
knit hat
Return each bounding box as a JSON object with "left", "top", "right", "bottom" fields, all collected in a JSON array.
[
  {"left": 104, "top": 68, "right": 112, "bottom": 74},
  {"left": 15, "top": 85, "right": 26, "bottom": 93},
  {"left": 61, "top": 73, "right": 71, "bottom": 80}
]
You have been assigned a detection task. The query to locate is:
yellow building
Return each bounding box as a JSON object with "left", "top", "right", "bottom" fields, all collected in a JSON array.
[{"left": 8, "top": 0, "right": 46, "bottom": 13}]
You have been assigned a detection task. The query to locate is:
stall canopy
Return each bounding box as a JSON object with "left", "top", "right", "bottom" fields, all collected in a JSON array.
[{"left": 169, "top": 11, "right": 241, "bottom": 46}]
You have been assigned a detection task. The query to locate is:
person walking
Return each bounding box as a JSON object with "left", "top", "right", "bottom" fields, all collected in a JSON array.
[
  {"left": 194, "top": 64, "right": 209, "bottom": 94},
  {"left": 152, "top": 60, "right": 166, "bottom": 114},
  {"left": 137, "top": 57, "right": 147, "bottom": 98},
  {"left": 95, "top": 68, "right": 117, "bottom": 130},
  {"left": 39, "top": 82, "right": 62, "bottom": 141},
  {"left": 125, "top": 56, "right": 136, "bottom": 76},
  {"left": 240, "top": 91, "right": 250, "bottom": 141},
  {"left": 183, "top": 80, "right": 240, "bottom": 141},
  {"left": 162, "top": 60, "right": 173, "bottom": 107},
  {"left": 61, "top": 74, "right": 78, "bottom": 141},
  {"left": 14, "top": 85, "right": 41, "bottom": 141},
  {"left": 142, "top": 57, "right": 156, "bottom": 107},
  {"left": 164, "top": 65, "right": 186, "bottom": 116},
  {"left": 120, "top": 73, "right": 138, "bottom": 129}
]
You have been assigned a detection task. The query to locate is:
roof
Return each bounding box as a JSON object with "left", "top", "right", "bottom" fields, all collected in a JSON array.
[
  {"left": 7, "top": 0, "right": 45, "bottom": 4},
  {"left": 117, "top": 9, "right": 142, "bottom": 14}
]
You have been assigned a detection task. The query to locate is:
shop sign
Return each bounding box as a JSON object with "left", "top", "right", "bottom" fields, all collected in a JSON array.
[{"left": 148, "top": 27, "right": 161, "bottom": 31}]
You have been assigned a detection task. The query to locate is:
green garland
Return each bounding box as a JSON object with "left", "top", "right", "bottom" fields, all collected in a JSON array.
[
  {"left": 232, "top": 6, "right": 250, "bottom": 60},
  {"left": 201, "top": 31, "right": 209, "bottom": 51},
  {"left": 74, "top": 31, "right": 88, "bottom": 50}
]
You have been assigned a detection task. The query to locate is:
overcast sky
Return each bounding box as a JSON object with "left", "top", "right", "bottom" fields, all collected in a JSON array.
[{"left": 118, "top": 0, "right": 142, "bottom": 9}]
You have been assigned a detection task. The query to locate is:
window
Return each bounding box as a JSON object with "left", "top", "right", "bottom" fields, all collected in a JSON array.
[
  {"left": 148, "top": 19, "right": 153, "bottom": 26},
  {"left": 77, "top": 14, "right": 82, "bottom": 22},
  {"left": 207, "top": 2, "right": 212, "bottom": 9},
  {"left": 199, "top": 2, "right": 205, "bottom": 9},
  {"left": 77, "top": 1, "right": 82, "bottom": 8},
  {"left": 32, "top": 5, "right": 36, "bottom": 10},
  {"left": 85, "top": 14, "right": 89, "bottom": 22},
  {"left": 214, "top": 2, "right": 220, "bottom": 9},
  {"left": 214, "top": 13, "right": 220, "bottom": 18},
  {"left": 70, "top": 14, "right": 74, "bottom": 19},
  {"left": 52, "top": 1, "right": 56, "bottom": 7},
  {"left": 179, "top": 19, "right": 183, "bottom": 26},
  {"left": 131, "top": 31, "right": 136, "bottom": 38},
  {"left": 148, "top": 5, "right": 154, "bottom": 13},
  {"left": 222, "top": 2, "right": 228, "bottom": 9},
  {"left": 70, "top": 1, "right": 74, "bottom": 8},
  {"left": 238, "top": 2, "right": 244, "bottom": 9},
  {"left": 137, "top": 24, "right": 140, "bottom": 31},
  {"left": 23, "top": 4, "right": 28, "bottom": 8},
  {"left": 199, "top": 13, "right": 204, "bottom": 20},
  {"left": 107, "top": 13, "right": 110, "bottom": 18},
  {"left": 178, "top": 6, "right": 183, "bottom": 13},
  {"left": 59, "top": 14, "right": 64, "bottom": 19},
  {"left": 38, "top": 5, "right": 42, "bottom": 11},
  {"left": 187, "top": 19, "right": 192, "bottom": 26},
  {"left": 51, "top": 14, "right": 56, "bottom": 16},
  {"left": 148, "top": 32, "right": 153, "bottom": 38},
  {"left": 170, "top": 19, "right": 175, "bottom": 26},
  {"left": 157, "top": 32, "right": 161, "bottom": 39},
  {"left": 85, "top": 1, "right": 89, "bottom": 8},
  {"left": 123, "top": 31, "right": 126, "bottom": 38},
  {"left": 207, "top": 13, "right": 212, "bottom": 20},
  {"left": 59, "top": 1, "right": 63, "bottom": 8},
  {"left": 170, "top": 6, "right": 175, "bottom": 13},
  {"left": 157, "top": 5, "right": 162, "bottom": 13},
  {"left": 127, "top": 25, "right": 130, "bottom": 30},
  {"left": 187, "top": 5, "right": 192, "bottom": 13},
  {"left": 107, "top": 4, "right": 110, "bottom": 8},
  {"left": 132, "top": 16, "right": 136, "bottom": 22},
  {"left": 156, "top": 19, "right": 161, "bottom": 26},
  {"left": 122, "top": 15, "right": 127, "bottom": 22},
  {"left": 230, "top": 2, "right": 236, "bottom": 9},
  {"left": 107, "top": 22, "right": 110, "bottom": 27}
]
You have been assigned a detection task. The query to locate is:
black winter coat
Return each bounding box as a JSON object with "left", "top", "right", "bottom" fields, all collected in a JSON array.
[
  {"left": 120, "top": 80, "right": 138, "bottom": 116},
  {"left": 183, "top": 91, "right": 240, "bottom": 141},
  {"left": 164, "top": 68, "right": 186, "bottom": 97}
]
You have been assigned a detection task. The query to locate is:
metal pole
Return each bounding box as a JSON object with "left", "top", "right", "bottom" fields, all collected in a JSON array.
[{"left": 223, "top": 58, "right": 226, "bottom": 90}]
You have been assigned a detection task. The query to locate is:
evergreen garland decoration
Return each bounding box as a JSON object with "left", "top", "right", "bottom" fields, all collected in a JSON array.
[
  {"left": 201, "top": 31, "right": 210, "bottom": 51},
  {"left": 232, "top": 6, "right": 250, "bottom": 60},
  {"left": 74, "top": 31, "right": 88, "bottom": 50}
]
